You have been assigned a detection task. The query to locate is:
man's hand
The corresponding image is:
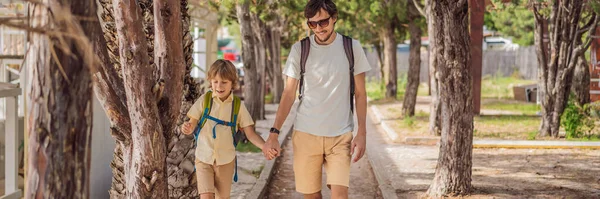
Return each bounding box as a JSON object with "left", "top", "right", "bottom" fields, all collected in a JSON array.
[
  {"left": 351, "top": 130, "right": 366, "bottom": 163},
  {"left": 263, "top": 133, "right": 282, "bottom": 160},
  {"left": 262, "top": 146, "right": 279, "bottom": 160},
  {"left": 181, "top": 122, "right": 195, "bottom": 135}
]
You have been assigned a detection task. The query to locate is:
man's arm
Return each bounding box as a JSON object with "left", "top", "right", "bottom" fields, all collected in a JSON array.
[
  {"left": 264, "top": 76, "right": 299, "bottom": 153},
  {"left": 271, "top": 76, "right": 299, "bottom": 132},
  {"left": 351, "top": 73, "right": 367, "bottom": 162}
]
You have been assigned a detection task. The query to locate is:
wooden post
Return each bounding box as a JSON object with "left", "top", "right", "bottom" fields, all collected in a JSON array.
[
  {"left": 470, "top": 0, "right": 484, "bottom": 115},
  {"left": 591, "top": 27, "right": 600, "bottom": 102}
]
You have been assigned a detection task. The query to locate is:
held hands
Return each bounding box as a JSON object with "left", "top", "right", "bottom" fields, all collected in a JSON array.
[{"left": 262, "top": 133, "right": 282, "bottom": 160}]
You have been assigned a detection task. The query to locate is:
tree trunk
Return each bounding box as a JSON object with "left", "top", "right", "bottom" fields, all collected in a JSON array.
[
  {"left": 533, "top": 0, "right": 597, "bottom": 137},
  {"left": 154, "top": 0, "right": 185, "bottom": 141},
  {"left": 271, "top": 27, "right": 284, "bottom": 103},
  {"left": 165, "top": 0, "right": 202, "bottom": 198},
  {"left": 252, "top": 14, "right": 268, "bottom": 119},
  {"left": 426, "top": 1, "right": 473, "bottom": 197},
  {"left": 374, "top": 43, "right": 385, "bottom": 85},
  {"left": 383, "top": 22, "right": 398, "bottom": 99},
  {"left": 97, "top": 0, "right": 199, "bottom": 197},
  {"left": 402, "top": 0, "right": 423, "bottom": 117},
  {"left": 112, "top": 0, "right": 168, "bottom": 197},
  {"left": 427, "top": 1, "right": 441, "bottom": 136},
  {"left": 237, "top": 2, "right": 261, "bottom": 120},
  {"left": 572, "top": 54, "right": 591, "bottom": 106},
  {"left": 26, "top": 0, "right": 94, "bottom": 198}
]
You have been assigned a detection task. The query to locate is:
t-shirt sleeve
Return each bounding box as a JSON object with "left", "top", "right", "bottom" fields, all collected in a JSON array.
[
  {"left": 187, "top": 94, "right": 205, "bottom": 120},
  {"left": 237, "top": 103, "right": 255, "bottom": 128},
  {"left": 282, "top": 42, "right": 302, "bottom": 80},
  {"left": 352, "top": 39, "right": 372, "bottom": 76}
]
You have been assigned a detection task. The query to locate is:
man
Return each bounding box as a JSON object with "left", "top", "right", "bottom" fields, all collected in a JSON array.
[{"left": 263, "top": 0, "right": 371, "bottom": 198}]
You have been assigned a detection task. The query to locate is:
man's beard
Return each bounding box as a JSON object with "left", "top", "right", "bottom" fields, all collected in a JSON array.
[{"left": 316, "top": 30, "right": 334, "bottom": 44}]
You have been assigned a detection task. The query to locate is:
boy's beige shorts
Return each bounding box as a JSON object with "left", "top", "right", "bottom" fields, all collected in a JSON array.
[
  {"left": 195, "top": 159, "right": 235, "bottom": 199},
  {"left": 292, "top": 130, "right": 353, "bottom": 194}
]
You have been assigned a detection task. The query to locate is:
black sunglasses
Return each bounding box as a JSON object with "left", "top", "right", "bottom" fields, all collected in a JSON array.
[{"left": 307, "top": 17, "right": 331, "bottom": 29}]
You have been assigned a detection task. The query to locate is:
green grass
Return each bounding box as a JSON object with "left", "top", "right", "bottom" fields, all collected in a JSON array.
[
  {"left": 474, "top": 115, "right": 540, "bottom": 139},
  {"left": 368, "top": 75, "right": 534, "bottom": 102},
  {"left": 236, "top": 141, "right": 262, "bottom": 153},
  {"left": 481, "top": 100, "right": 541, "bottom": 115},
  {"left": 566, "top": 134, "right": 600, "bottom": 141},
  {"left": 481, "top": 75, "right": 536, "bottom": 99},
  {"left": 367, "top": 74, "right": 429, "bottom": 102}
]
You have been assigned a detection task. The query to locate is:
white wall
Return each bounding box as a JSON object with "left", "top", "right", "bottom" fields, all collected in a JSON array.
[{"left": 90, "top": 95, "right": 115, "bottom": 199}]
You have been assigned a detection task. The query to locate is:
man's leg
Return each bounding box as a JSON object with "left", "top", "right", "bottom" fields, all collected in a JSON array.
[
  {"left": 324, "top": 132, "right": 353, "bottom": 199},
  {"left": 292, "top": 131, "right": 325, "bottom": 196}
]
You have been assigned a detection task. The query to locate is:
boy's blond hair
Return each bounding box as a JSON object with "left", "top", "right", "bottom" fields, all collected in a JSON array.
[{"left": 207, "top": 59, "right": 239, "bottom": 89}]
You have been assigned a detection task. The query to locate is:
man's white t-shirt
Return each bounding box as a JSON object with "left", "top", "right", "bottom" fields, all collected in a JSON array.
[{"left": 283, "top": 33, "right": 372, "bottom": 137}]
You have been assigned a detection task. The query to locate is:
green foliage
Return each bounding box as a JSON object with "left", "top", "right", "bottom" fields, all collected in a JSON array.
[
  {"left": 236, "top": 141, "right": 262, "bottom": 153},
  {"left": 402, "top": 116, "right": 415, "bottom": 128},
  {"left": 561, "top": 95, "right": 596, "bottom": 139},
  {"left": 486, "top": 1, "right": 535, "bottom": 46}
]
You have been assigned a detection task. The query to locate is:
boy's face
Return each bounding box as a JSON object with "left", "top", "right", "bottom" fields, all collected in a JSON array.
[
  {"left": 211, "top": 74, "right": 233, "bottom": 101},
  {"left": 307, "top": 8, "right": 336, "bottom": 43}
]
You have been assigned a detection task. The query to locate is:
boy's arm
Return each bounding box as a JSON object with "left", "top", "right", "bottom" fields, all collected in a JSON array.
[
  {"left": 242, "top": 125, "right": 265, "bottom": 149},
  {"left": 264, "top": 77, "right": 298, "bottom": 152},
  {"left": 242, "top": 126, "right": 278, "bottom": 160}
]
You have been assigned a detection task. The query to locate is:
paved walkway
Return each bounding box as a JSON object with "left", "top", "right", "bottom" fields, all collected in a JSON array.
[{"left": 231, "top": 103, "right": 285, "bottom": 199}]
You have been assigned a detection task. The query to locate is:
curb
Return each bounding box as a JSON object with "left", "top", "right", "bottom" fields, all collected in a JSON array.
[
  {"left": 473, "top": 140, "right": 600, "bottom": 149},
  {"left": 245, "top": 126, "right": 293, "bottom": 199},
  {"left": 366, "top": 110, "right": 397, "bottom": 199}
]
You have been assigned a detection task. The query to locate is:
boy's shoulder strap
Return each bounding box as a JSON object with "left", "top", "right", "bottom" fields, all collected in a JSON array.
[
  {"left": 231, "top": 95, "right": 242, "bottom": 134},
  {"left": 200, "top": 91, "right": 214, "bottom": 129},
  {"left": 299, "top": 37, "right": 310, "bottom": 101},
  {"left": 342, "top": 35, "right": 356, "bottom": 114}
]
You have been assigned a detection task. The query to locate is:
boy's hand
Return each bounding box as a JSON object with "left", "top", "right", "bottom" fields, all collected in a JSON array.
[
  {"left": 181, "top": 122, "right": 194, "bottom": 135},
  {"left": 262, "top": 147, "right": 280, "bottom": 160}
]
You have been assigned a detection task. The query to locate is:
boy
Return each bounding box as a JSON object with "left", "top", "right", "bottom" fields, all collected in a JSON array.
[{"left": 182, "top": 59, "right": 277, "bottom": 199}]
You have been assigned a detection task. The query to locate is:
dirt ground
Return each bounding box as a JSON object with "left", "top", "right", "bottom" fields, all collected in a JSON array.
[{"left": 389, "top": 147, "right": 600, "bottom": 199}]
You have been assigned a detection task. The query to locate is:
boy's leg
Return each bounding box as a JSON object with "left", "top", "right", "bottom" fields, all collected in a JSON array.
[
  {"left": 292, "top": 130, "right": 325, "bottom": 196},
  {"left": 324, "top": 132, "right": 353, "bottom": 199},
  {"left": 195, "top": 161, "right": 216, "bottom": 198},
  {"left": 214, "top": 159, "right": 235, "bottom": 199}
]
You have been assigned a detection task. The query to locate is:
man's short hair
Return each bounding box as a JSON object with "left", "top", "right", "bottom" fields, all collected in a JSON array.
[{"left": 304, "top": 0, "right": 338, "bottom": 19}]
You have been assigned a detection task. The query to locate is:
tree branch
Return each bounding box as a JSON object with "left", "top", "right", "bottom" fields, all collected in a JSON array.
[
  {"left": 84, "top": 0, "right": 131, "bottom": 143},
  {"left": 412, "top": 0, "right": 427, "bottom": 19},
  {"left": 154, "top": 0, "right": 185, "bottom": 138}
]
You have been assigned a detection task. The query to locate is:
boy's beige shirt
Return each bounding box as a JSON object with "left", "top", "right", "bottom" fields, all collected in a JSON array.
[{"left": 187, "top": 92, "right": 254, "bottom": 166}]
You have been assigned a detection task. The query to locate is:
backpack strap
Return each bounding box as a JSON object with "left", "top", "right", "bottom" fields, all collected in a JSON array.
[
  {"left": 342, "top": 35, "right": 355, "bottom": 114},
  {"left": 299, "top": 37, "right": 310, "bottom": 101},
  {"left": 193, "top": 91, "right": 214, "bottom": 139},
  {"left": 231, "top": 96, "right": 242, "bottom": 143},
  {"left": 230, "top": 96, "right": 242, "bottom": 183}
]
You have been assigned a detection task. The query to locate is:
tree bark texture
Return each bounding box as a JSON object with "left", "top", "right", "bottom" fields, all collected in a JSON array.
[
  {"left": 427, "top": 0, "right": 441, "bottom": 136},
  {"left": 426, "top": 1, "right": 474, "bottom": 197},
  {"left": 532, "top": 0, "right": 598, "bottom": 137},
  {"left": 26, "top": 0, "right": 94, "bottom": 198},
  {"left": 402, "top": 0, "right": 423, "bottom": 117},
  {"left": 237, "top": 2, "right": 262, "bottom": 120},
  {"left": 112, "top": 0, "right": 167, "bottom": 197},
  {"left": 383, "top": 21, "right": 398, "bottom": 99}
]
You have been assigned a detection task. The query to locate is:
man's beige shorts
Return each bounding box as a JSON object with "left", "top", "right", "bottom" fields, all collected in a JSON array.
[
  {"left": 292, "top": 130, "right": 353, "bottom": 194},
  {"left": 195, "top": 159, "right": 235, "bottom": 199}
]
